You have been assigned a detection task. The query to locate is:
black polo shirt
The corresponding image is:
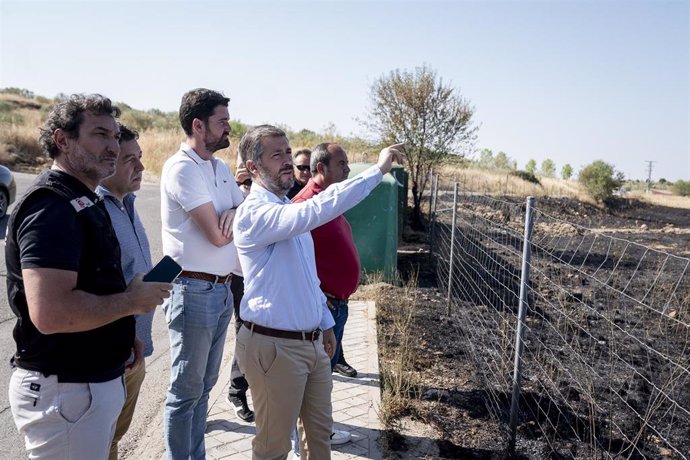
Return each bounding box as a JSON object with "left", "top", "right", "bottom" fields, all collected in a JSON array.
[{"left": 6, "top": 170, "right": 134, "bottom": 383}]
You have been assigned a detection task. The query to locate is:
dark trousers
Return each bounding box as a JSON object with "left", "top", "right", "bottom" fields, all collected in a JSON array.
[
  {"left": 328, "top": 298, "right": 349, "bottom": 371},
  {"left": 228, "top": 275, "right": 249, "bottom": 398}
]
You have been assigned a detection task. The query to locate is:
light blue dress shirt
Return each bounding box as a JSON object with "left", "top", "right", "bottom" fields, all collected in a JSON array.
[
  {"left": 96, "top": 186, "right": 155, "bottom": 356},
  {"left": 233, "top": 164, "right": 383, "bottom": 332}
]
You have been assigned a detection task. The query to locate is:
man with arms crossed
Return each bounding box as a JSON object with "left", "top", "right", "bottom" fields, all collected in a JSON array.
[
  {"left": 160, "top": 88, "right": 244, "bottom": 458},
  {"left": 96, "top": 124, "right": 155, "bottom": 459},
  {"left": 6, "top": 94, "right": 170, "bottom": 459},
  {"left": 233, "top": 124, "right": 403, "bottom": 459}
]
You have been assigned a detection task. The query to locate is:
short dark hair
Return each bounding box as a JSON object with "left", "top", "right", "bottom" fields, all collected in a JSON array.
[
  {"left": 39, "top": 94, "right": 121, "bottom": 159},
  {"left": 178, "top": 88, "right": 230, "bottom": 136},
  {"left": 117, "top": 123, "right": 139, "bottom": 143},
  {"left": 294, "top": 148, "right": 311, "bottom": 160},
  {"left": 238, "top": 124, "right": 287, "bottom": 166},
  {"left": 310, "top": 142, "right": 334, "bottom": 174}
]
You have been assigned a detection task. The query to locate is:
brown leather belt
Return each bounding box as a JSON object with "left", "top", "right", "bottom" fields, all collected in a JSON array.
[
  {"left": 179, "top": 270, "right": 233, "bottom": 284},
  {"left": 243, "top": 322, "right": 321, "bottom": 341}
]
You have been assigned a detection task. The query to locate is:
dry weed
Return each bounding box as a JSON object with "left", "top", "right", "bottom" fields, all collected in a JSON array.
[{"left": 373, "top": 271, "right": 422, "bottom": 430}]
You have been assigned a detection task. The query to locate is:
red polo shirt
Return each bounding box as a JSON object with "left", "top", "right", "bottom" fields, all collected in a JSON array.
[{"left": 292, "top": 179, "right": 360, "bottom": 299}]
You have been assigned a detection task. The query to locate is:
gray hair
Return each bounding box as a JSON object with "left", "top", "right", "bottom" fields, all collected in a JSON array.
[
  {"left": 310, "top": 142, "right": 334, "bottom": 174},
  {"left": 238, "top": 124, "right": 287, "bottom": 165}
]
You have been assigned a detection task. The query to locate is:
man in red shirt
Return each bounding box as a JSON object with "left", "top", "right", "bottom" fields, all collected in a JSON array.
[{"left": 292, "top": 143, "right": 359, "bottom": 380}]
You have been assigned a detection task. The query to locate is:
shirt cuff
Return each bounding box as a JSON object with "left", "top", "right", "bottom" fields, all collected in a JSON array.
[{"left": 319, "top": 303, "right": 336, "bottom": 330}]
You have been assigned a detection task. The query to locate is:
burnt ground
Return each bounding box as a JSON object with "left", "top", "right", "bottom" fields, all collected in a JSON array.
[{"left": 352, "top": 197, "right": 690, "bottom": 459}]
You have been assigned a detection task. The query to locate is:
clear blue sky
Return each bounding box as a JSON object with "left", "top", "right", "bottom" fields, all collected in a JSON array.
[{"left": 1, "top": 0, "right": 688, "bottom": 181}]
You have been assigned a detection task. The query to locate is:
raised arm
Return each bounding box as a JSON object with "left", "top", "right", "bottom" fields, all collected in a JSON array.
[{"left": 234, "top": 143, "right": 404, "bottom": 250}]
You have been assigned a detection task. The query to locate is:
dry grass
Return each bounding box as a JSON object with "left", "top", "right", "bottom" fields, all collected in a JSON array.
[
  {"left": 357, "top": 272, "right": 422, "bottom": 430},
  {"left": 438, "top": 165, "right": 591, "bottom": 200},
  {"left": 626, "top": 190, "right": 690, "bottom": 210},
  {"left": 137, "top": 129, "right": 241, "bottom": 177},
  {"left": 0, "top": 122, "right": 48, "bottom": 170}
]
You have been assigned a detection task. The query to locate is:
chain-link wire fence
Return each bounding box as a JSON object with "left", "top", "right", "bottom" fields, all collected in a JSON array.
[{"left": 429, "top": 179, "right": 690, "bottom": 458}]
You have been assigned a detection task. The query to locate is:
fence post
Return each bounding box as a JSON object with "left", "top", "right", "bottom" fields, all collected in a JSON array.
[
  {"left": 447, "top": 183, "right": 459, "bottom": 314},
  {"left": 427, "top": 167, "right": 434, "bottom": 223},
  {"left": 429, "top": 175, "right": 439, "bottom": 257},
  {"left": 509, "top": 196, "right": 535, "bottom": 454}
]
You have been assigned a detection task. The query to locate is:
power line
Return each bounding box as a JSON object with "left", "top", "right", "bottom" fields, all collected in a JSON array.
[{"left": 645, "top": 160, "right": 657, "bottom": 193}]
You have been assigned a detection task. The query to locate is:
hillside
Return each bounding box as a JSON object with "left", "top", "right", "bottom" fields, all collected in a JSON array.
[{"left": 0, "top": 90, "right": 376, "bottom": 177}]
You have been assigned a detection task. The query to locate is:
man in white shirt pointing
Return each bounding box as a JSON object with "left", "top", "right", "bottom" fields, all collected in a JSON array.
[{"left": 233, "top": 124, "right": 403, "bottom": 459}]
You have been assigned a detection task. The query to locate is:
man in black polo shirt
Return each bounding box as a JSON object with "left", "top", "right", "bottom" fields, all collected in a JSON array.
[{"left": 5, "top": 94, "right": 171, "bottom": 459}]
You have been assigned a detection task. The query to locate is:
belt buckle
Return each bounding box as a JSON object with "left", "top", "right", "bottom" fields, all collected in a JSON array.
[{"left": 311, "top": 328, "right": 321, "bottom": 341}]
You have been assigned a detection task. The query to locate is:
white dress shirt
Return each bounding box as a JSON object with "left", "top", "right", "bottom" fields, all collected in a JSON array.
[{"left": 234, "top": 164, "right": 383, "bottom": 332}]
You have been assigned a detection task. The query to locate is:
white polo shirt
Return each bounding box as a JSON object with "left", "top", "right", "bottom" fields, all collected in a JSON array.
[{"left": 161, "top": 143, "right": 244, "bottom": 276}]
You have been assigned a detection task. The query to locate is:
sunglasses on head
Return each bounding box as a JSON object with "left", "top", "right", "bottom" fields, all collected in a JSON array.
[{"left": 295, "top": 165, "right": 310, "bottom": 172}]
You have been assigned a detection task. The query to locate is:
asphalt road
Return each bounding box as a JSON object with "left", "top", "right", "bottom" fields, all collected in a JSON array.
[{"left": 0, "top": 172, "right": 173, "bottom": 459}]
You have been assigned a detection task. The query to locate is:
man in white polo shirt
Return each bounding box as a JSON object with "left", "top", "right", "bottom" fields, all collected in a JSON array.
[
  {"left": 233, "top": 124, "right": 403, "bottom": 459},
  {"left": 160, "top": 88, "right": 244, "bottom": 459}
]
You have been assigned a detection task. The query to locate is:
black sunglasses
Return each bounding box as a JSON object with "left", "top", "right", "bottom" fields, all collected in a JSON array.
[{"left": 295, "top": 165, "right": 310, "bottom": 172}]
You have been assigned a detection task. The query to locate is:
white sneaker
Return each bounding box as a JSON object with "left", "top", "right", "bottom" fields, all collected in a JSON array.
[{"left": 330, "top": 429, "right": 351, "bottom": 445}]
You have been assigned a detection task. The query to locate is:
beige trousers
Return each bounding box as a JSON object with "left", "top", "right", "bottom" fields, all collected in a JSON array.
[
  {"left": 236, "top": 325, "right": 333, "bottom": 460},
  {"left": 109, "top": 359, "right": 146, "bottom": 460}
]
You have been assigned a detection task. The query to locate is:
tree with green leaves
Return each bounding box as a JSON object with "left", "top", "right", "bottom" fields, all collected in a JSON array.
[
  {"left": 578, "top": 160, "right": 624, "bottom": 202},
  {"left": 561, "top": 163, "right": 573, "bottom": 180},
  {"left": 494, "top": 151, "right": 512, "bottom": 170},
  {"left": 478, "top": 148, "right": 494, "bottom": 169},
  {"left": 525, "top": 159, "right": 537, "bottom": 174},
  {"left": 364, "top": 65, "right": 477, "bottom": 227},
  {"left": 540, "top": 159, "right": 556, "bottom": 178}
]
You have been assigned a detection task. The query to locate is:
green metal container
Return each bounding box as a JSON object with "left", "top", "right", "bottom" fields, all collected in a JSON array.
[
  {"left": 389, "top": 165, "right": 408, "bottom": 239},
  {"left": 344, "top": 163, "right": 402, "bottom": 282}
]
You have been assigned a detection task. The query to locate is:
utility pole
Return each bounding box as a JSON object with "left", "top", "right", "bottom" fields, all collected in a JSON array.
[{"left": 645, "top": 160, "right": 656, "bottom": 193}]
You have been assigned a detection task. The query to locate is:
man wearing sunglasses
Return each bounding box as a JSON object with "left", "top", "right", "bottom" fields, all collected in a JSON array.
[{"left": 287, "top": 148, "right": 311, "bottom": 199}]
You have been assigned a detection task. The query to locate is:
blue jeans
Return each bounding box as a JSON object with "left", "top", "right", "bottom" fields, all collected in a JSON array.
[
  {"left": 163, "top": 277, "right": 232, "bottom": 459},
  {"left": 328, "top": 298, "right": 349, "bottom": 371}
]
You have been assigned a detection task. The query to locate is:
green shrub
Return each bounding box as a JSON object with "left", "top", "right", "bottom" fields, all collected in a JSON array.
[
  {"left": 510, "top": 169, "right": 541, "bottom": 185},
  {"left": 578, "top": 160, "right": 624, "bottom": 202},
  {"left": 672, "top": 180, "right": 690, "bottom": 197}
]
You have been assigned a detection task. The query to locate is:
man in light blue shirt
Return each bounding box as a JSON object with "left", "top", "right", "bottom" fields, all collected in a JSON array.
[
  {"left": 96, "top": 124, "right": 153, "bottom": 460},
  {"left": 233, "top": 124, "right": 403, "bottom": 459}
]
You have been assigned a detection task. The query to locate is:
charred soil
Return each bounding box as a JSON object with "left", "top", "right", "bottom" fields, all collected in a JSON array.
[{"left": 353, "top": 197, "right": 690, "bottom": 459}]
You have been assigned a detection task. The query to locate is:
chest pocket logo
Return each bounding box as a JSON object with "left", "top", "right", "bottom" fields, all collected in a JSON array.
[{"left": 69, "top": 196, "right": 95, "bottom": 212}]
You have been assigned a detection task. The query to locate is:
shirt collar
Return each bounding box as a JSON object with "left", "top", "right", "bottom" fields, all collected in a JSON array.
[
  {"left": 95, "top": 185, "right": 136, "bottom": 206},
  {"left": 180, "top": 142, "right": 208, "bottom": 165},
  {"left": 250, "top": 181, "right": 291, "bottom": 204},
  {"left": 305, "top": 178, "right": 324, "bottom": 194}
]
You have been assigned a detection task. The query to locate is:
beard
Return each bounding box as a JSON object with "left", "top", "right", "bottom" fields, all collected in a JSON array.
[
  {"left": 257, "top": 163, "right": 294, "bottom": 196},
  {"left": 68, "top": 144, "right": 118, "bottom": 183},
  {"left": 204, "top": 130, "right": 230, "bottom": 153}
]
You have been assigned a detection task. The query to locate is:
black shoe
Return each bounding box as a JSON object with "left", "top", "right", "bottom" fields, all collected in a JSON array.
[
  {"left": 334, "top": 363, "right": 358, "bottom": 378},
  {"left": 226, "top": 394, "right": 255, "bottom": 423}
]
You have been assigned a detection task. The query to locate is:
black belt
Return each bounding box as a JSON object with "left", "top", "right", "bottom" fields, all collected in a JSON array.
[
  {"left": 323, "top": 291, "right": 347, "bottom": 302},
  {"left": 243, "top": 322, "right": 321, "bottom": 341},
  {"left": 179, "top": 270, "right": 233, "bottom": 284}
]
